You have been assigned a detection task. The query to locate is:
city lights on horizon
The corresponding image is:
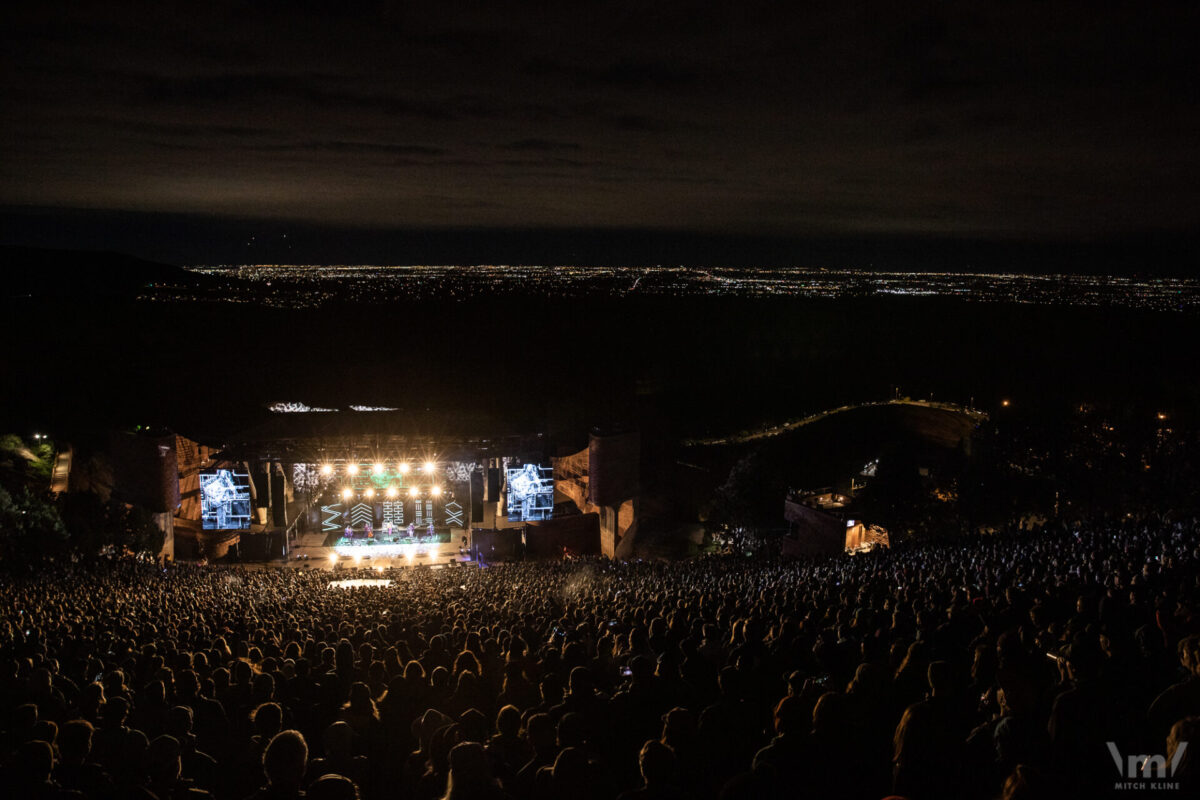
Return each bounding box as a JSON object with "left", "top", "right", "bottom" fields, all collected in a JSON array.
[{"left": 182, "top": 265, "right": 1200, "bottom": 313}]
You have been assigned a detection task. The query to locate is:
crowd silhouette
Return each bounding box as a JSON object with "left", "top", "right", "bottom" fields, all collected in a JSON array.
[{"left": 3, "top": 514, "right": 1200, "bottom": 799}]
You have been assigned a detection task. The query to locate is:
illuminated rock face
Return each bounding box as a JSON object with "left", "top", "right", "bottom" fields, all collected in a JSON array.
[
  {"left": 109, "top": 430, "right": 179, "bottom": 513},
  {"left": 553, "top": 431, "right": 640, "bottom": 557},
  {"left": 588, "top": 430, "right": 640, "bottom": 507},
  {"left": 783, "top": 499, "right": 847, "bottom": 557}
]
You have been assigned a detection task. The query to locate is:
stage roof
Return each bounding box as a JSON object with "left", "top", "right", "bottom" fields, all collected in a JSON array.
[{"left": 213, "top": 410, "right": 547, "bottom": 463}]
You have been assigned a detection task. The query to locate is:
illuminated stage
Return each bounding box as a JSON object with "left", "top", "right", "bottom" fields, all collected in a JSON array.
[
  {"left": 162, "top": 408, "right": 635, "bottom": 563},
  {"left": 288, "top": 527, "right": 472, "bottom": 567},
  {"left": 332, "top": 537, "right": 457, "bottom": 559}
]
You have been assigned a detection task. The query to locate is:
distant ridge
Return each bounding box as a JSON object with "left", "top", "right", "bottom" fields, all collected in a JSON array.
[{"left": 1, "top": 246, "right": 202, "bottom": 298}]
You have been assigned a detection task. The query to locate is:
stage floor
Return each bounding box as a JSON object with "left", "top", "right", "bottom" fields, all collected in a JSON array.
[{"left": 290, "top": 531, "right": 472, "bottom": 567}]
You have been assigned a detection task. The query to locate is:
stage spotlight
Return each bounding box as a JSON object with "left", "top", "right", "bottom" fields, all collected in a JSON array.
[
  {"left": 372, "top": 462, "right": 385, "bottom": 475},
  {"left": 353, "top": 555, "right": 362, "bottom": 566},
  {"left": 423, "top": 460, "right": 436, "bottom": 474},
  {"left": 341, "top": 488, "right": 353, "bottom": 500},
  {"left": 364, "top": 488, "right": 375, "bottom": 499},
  {"left": 430, "top": 485, "right": 442, "bottom": 497},
  {"left": 398, "top": 462, "right": 410, "bottom": 474},
  {"left": 327, "top": 553, "right": 338, "bottom": 564},
  {"left": 347, "top": 463, "right": 360, "bottom": 476},
  {"left": 385, "top": 486, "right": 398, "bottom": 499},
  {"left": 374, "top": 565, "right": 383, "bottom": 572},
  {"left": 409, "top": 486, "right": 420, "bottom": 498},
  {"left": 320, "top": 464, "right": 333, "bottom": 476},
  {"left": 406, "top": 549, "right": 416, "bottom": 561}
]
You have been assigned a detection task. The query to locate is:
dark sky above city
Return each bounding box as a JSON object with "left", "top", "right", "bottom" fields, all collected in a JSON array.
[{"left": 3, "top": 3, "right": 1199, "bottom": 265}]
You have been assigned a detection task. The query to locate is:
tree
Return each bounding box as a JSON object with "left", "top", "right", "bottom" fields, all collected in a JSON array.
[
  {"left": 712, "top": 450, "right": 784, "bottom": 531},
  {"left": 0, "top": 485, "right": 68, "bottom": 564},
  {"left": 853, "top": 444, "right": 938, "bottom": 536},
  {"left": 120, "top": 503, "right": 165, "bottom": 555},
  {"left": 0, "top": 433, "right": 53, "bottom": 484},
  {"left": 59, "top": 492, "right": 164, "bottom": 557}
]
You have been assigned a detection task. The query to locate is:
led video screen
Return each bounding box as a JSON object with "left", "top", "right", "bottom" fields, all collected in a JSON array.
[
  {"left": 199, "top": 469, "right": 253, "bottom": 530},
  {"left": 506, "top": 464, "right": 554, "bottom": 521}
]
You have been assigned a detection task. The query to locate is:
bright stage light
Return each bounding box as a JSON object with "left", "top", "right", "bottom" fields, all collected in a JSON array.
[
  {"left": 353, "top": 555, "right": 362, "bottom": 566},
  {"left": 364, "top": 488, "right": 375, "bottom": 499},
  {"left": 372, "top": 462, "right": 385, "bottom": 475},
  {"left": 320, "top": 464, "right": 333, "bottom": 476},
  {"left": 342, "top": 488, "right": 354, "bottom": 500},
  {"left": 347, "top": 463, "right": 360, "bottom": 476},
  {"left": 423, "top": 460, "right": 436, "bottom": 474},
  {"left": 385, "top": 486, "right": 398, "bottom": 499},
  {"left": 406, "top": 549, "right": 416, "bottom": 561},
  {"left": 409, "top": 486, "right": 420, "bottom": 498},
  {"left": 398, "top": 462, "right": 410, "bottom": 474},
  {"left": 431, "top": 485, "right": 442, "bottom": 497},
  {"left": 374, "top": 565, "right": 384, "bottom": 572},
  {"left": 328, "top": 553, "right": 338, "bottom": 564}
]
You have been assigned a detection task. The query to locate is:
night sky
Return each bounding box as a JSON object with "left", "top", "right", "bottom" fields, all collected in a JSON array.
[{"left": 3, "top": 3, "right": 1199, "bottom": 265}]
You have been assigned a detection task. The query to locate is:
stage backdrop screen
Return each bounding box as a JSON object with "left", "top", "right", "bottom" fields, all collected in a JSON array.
[
  {"left": 200, "top": 469, "right": 253, "bottom": 530},
  {"left": 506, "top": 464, "right": 554, "bottom": 521}
]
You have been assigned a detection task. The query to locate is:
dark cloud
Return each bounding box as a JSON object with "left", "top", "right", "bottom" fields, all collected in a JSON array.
[
  {"left": 503, "top": 139, "right": 582, "bottom": 152},
  {"left": 2, "top": 2, "right": 1200, "bottom": 259},
  {"left": 521, "top": 57, "right": 700, "bottom": 89},
  {"left": 610, "top": 114, "right": 672, "bottom": 132},
  {"left": 254, "top": 141, "right": 447, "bottom": 157}
]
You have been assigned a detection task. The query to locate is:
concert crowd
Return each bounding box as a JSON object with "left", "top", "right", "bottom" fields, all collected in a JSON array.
[{"left": 3, "top": 514, "right": 1200, "bottom": 800}]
